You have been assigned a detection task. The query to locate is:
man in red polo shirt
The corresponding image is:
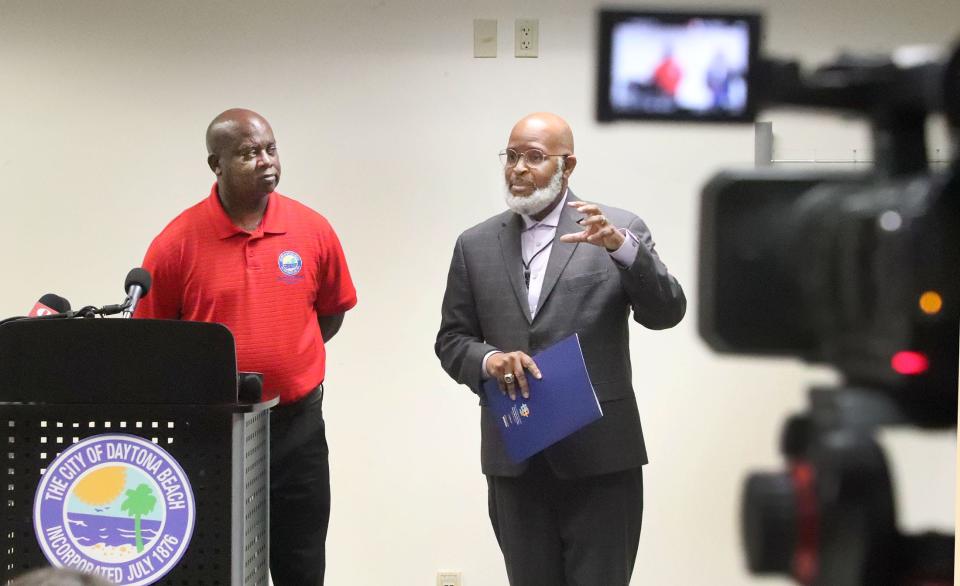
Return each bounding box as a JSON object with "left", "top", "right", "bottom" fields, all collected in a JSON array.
[{"left": 135, "top": 108, "right": 356, "bottom": 586}]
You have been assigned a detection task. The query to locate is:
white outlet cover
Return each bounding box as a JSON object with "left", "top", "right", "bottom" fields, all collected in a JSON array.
[
  {"left": 515, "top": 18, "right": 539, "bottom": 58},
  {"left": 437, "top": 571, "right": 462, "bottom": 586}
]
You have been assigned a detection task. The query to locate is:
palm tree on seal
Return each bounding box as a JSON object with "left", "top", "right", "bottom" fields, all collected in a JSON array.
[{"left": 121, "top": 483, "right": 157, "bottom": 553}]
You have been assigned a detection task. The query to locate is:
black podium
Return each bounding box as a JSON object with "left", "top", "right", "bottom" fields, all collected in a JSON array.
[{"left": 0, "top": 319, "right": 276, "bottom": 585}]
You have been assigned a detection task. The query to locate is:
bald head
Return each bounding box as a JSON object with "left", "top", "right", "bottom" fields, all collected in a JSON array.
[
  {"left": 205, "top": 108, "right": 273, "bottom": 156},
  {"left": 205, "top": 108, "right": 281, "bottom": 206},
  {"left": 11, "top": 568, "right": 114, "bottom": 586},
  {"left": 503, "top": 112, "right": 578, "bottom": 219},
  {"left": 508, "top": 112, "right": 575, "bottom": 155}
]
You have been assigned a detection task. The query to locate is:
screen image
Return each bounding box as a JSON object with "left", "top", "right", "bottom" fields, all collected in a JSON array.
[{"left": 597, "top": 10, "right": 760, "bottom": 122}]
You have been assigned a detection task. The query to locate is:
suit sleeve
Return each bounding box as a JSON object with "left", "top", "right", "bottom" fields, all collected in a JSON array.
[
  {"left": 618, "top": 216, "right": 687, "bottom": 329},
  {"left": 435, "top": 236, "right": 498, "bottom": 395}
]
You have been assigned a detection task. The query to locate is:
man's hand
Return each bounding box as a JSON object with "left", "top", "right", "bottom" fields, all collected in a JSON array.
[
  {"left": 559, "top": 201, "right": 625, "bottom": 252},
  {"left": 486, "top": 351, "right": 542, "bottom": 400}
]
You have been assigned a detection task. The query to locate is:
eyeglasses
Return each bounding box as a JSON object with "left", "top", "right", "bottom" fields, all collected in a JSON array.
[{"left": 499, "top": 148, "right": 568, "bottom": 168}]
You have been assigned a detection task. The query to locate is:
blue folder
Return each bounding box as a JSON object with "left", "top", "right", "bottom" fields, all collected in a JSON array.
[{"left": 483, "top": 334, "right": 603, "bottom": 463}]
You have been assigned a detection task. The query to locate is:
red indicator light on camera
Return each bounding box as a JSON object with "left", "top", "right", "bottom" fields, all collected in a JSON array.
[{"left": 891, "top": 351, "right": 929, "bottom": 375}]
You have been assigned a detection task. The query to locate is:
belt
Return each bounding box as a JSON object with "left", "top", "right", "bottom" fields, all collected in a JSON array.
[{"left": 273, "top": 383, "right": 324, "bottom": 415}]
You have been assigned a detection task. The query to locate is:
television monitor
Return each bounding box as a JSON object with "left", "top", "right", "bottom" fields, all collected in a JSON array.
[{"left": 597, "top": 9, "right": 762, "bottom": 122}]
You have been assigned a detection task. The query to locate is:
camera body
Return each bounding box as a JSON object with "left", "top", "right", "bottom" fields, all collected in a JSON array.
[
  {"left": 694, "top": 24, "right": 959, "bottom": 586},
  {"left": 700, "top": 165, "right": 959, "bottom": 426},
  {"left": 595, "top": 8, "right": 958, "bottom": 582}
]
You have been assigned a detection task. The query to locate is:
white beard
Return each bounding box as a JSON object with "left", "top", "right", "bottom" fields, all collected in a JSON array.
[{"left": 503, "top": 160, "right": 565, "bottom": 216}]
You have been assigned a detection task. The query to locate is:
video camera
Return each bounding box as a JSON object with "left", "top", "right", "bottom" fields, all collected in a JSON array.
[{"left": 598, "top": 8, "right": 959, "bottom": 585}]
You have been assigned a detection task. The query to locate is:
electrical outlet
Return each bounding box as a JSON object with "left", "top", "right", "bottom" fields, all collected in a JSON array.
[
  {"left": 473, "top": 19, "right": 497, "bottom": 58},
  {"left": 515, "top": 18, "right": 539, "bottom": 58},
  {"left": 437, "top": 571, "right": 462, "bottom": 586}
]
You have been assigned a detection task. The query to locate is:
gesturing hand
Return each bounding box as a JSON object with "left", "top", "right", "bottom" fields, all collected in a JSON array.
[
  {"left": 559, "top": 201, "right": 625, "bottom": 252},
  {"left": 486, "top": 351, "right": 542, "bottom": 400}
]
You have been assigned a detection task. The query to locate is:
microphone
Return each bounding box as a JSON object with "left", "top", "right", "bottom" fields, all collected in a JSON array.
[
  {"left": 0, "top": 293, "right": 74, "bottom": 326},
  {"left": 121, "top": 268, "right": 152, "bottom": 318},
  {"left": 28, "top": 294, "right": 72, "bottom": 317}
]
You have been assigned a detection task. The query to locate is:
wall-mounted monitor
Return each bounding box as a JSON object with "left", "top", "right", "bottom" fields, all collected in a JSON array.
[{"left": 597, "top": 8, "right": 762, "bottom": 122}]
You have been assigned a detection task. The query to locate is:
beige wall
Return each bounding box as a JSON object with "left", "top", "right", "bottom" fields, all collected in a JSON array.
[{"left": 1, "top": 1, "right": 957, "bottom": 584}]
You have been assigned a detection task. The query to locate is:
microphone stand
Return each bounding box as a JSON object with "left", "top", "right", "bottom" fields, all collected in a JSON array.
[{"left": 0, "top": 300, "right": 132, "bottom": 326}]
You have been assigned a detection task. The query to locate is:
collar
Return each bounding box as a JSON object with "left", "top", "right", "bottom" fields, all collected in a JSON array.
[
  {"left": 206, "top": 182, "right": 288, "bottom": 239},
  {"left": 521, "top": 188, "right": 568, "bottom": 231}
]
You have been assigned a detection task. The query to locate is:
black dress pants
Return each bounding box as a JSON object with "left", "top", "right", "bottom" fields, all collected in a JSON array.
[
  {"left": 269, "top": 385, "right": 329, "bottom": 586},
  {"left": 487, "top": 455, "right": 644, "bottom": 586}
]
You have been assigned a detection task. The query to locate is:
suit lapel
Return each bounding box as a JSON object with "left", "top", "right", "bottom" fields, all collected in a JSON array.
[
  {"left": 499, "top": 213, "right": 533, "bottom": 323},
  {"left": 535, "top": 194, "right": 581, "bottom": 320}
]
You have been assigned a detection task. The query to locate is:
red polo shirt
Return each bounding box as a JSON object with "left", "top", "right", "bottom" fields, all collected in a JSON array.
[{"left": 135, "top": 184, "right": 357, "bottom": 404}]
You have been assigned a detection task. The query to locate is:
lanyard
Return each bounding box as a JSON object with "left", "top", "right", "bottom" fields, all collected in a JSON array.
[{"left": 522, "top": 240, "right": 552, "bottom": 288}]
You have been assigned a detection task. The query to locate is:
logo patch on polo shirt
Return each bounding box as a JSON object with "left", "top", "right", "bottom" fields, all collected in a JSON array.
[{"left": 278, "top": 251, "right": 303, "bottom": 276}]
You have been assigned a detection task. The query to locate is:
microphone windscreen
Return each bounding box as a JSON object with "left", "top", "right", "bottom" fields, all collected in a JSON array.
[
  {"left": 37, "top": 293, "right": 71, "bottom": 313},
  {"left": 124, "top": 268, "right": 152, "bottom": 297}
]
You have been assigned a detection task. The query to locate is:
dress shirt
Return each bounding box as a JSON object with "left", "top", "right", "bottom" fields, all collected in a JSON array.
[
  {"left": 481, "top": 191, "right": 641, "bottom": 378},
  {"left": 521, "top": 190, "right": 566, "bottom": 318}
]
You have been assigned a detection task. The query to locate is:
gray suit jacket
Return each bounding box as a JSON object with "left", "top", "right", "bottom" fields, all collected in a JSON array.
[{"left": 435, "top": 192, "right": 686, "bottom": 478}]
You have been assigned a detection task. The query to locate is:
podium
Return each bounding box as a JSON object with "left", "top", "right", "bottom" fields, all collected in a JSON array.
[{"left": 0, "top": 318, "right": 277, "bottom": 585}]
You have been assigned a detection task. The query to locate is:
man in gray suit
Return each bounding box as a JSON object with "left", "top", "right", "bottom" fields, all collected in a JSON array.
[{"left": 435, "top": 112, "right": 686, "bottom": 586}]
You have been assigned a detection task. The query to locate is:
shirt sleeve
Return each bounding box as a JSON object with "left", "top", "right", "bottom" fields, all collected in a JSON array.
[
  {"left": 480, "top": 350, "right": 502, "bottom": 380},
  {"left": 314, "top": 217, "right": 358, "bottom": 316},
  {"left": 134, "top": 236, "right": 183, "bottom": 320},
  {"left": 609, "top": 228, "right": 640, "bottom": 267}
]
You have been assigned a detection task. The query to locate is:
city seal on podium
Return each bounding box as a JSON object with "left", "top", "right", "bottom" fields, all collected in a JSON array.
[{"left": 33, "top": 434, "right": 196, "bottom": 585}]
